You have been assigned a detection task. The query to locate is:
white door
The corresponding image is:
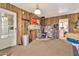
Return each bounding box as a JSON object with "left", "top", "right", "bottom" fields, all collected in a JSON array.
[
  {"left": 59, "top": 18, "right": 69, "bottom": 39},
  {"left": 0, "top": 8, "right": 17, "bottom": 50}
]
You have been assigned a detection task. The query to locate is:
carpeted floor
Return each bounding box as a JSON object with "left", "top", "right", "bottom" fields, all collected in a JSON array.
[
  {"left": 0, "top": 43, "right": 79, "bottom": 56},
  {"left": 0, "top": 47, "right": 13, "bottom": 56}
]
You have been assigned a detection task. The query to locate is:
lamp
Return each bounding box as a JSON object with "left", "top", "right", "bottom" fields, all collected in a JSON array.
[{"left": 34, "top": 4, "right": 41, "bottom": 15}]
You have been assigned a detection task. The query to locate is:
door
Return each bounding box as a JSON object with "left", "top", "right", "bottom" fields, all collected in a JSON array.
[
  {"left": 0, "top": 8, "right": 17, "bottom": 49},
  {"left": 59, "top": 18, "right": 69, "bottom": 39}
]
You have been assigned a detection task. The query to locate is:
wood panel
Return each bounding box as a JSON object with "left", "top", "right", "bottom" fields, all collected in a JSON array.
[
  {"left": 45, "top": 13, "right": 79, "bottom": 33},
  {"left": 0, "top": 3, "right": 39, "bottom": 44},
  {"left": 45, "top": 16, "right": 59, "bottom": 26},
  {"left": 68, "top": 14, "right": 78, "bottom": 32},
  {"left": 30, "top": 30, "right": 37, "bottom": 41}
]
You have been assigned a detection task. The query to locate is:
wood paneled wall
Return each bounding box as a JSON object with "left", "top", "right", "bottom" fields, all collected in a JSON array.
[
  {"left": 45, "top": 16, "right": 59, "bottom": 26},
  {"left": 45, "top": 13, "right": 79, "bottom": 32},
  {"left": 0, "top": 3, "right": 39, "bottom": 44}
]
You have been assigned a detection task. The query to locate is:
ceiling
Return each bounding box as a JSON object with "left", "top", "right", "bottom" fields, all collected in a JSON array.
[{"left": 12, "top": 3, "right": 79, "bottom": 18}]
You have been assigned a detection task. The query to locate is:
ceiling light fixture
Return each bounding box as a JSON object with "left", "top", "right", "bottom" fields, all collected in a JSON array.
[{"left": 34, "top": 4, "right": 41, "bottom": 15}]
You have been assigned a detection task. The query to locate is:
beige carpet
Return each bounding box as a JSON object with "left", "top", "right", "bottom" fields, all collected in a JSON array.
[
  {"left": 0, "top": 47, "right": 12, "bottom": 56},
  {"left": 9, "top": 39, "right": 73, "bottom": 56}
]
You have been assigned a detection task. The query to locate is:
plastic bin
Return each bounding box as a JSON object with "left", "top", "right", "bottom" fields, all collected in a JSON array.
[{"left": 22, "top": 35, "right": 29, "bottom": 46}]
